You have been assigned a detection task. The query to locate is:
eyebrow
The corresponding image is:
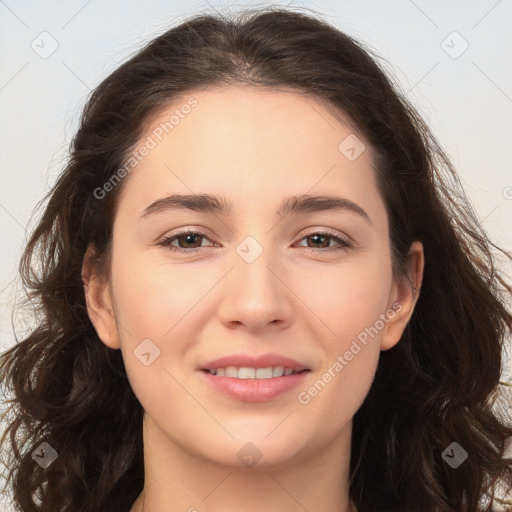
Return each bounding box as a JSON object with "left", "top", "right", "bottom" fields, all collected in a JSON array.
[{"left": 141, "top": 193, "right": 372, "bottom": 224}]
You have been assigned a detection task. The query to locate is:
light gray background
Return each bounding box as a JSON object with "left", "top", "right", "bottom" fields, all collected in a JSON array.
[{"left": 1, "top": 1, "right": 511, "bottom": 510}]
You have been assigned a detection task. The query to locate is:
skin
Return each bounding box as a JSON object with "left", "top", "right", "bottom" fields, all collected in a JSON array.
[{"left": 82, "top": 85, "right": 424, "bottom": 512}]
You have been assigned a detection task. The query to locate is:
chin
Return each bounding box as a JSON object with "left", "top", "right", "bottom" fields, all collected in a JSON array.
[{"left": 193, "top": 432, "right": 311, "bottom": 471}]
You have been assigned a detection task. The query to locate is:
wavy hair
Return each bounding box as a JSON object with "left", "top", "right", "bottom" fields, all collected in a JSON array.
[{"left": 1, "top": 6, "right": 511, "bottom": 512}]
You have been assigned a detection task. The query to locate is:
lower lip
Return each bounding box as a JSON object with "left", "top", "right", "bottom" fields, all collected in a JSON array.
[{"left": 199, "top": 370, "right": 310, "bottom": 402}]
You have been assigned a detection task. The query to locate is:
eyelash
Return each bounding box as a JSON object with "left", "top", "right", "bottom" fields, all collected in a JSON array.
[{"left": 158, "top": 228, "right": 351, "bottom": 254}]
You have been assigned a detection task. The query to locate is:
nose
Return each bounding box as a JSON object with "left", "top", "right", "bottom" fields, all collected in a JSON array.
[{"left": 216, "top": 246, "right": 295, "bottom": 333}]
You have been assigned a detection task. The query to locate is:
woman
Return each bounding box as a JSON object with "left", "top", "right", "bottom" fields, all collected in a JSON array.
[{"left": 1, "top": 6, "right": 511, "bottom": 512}]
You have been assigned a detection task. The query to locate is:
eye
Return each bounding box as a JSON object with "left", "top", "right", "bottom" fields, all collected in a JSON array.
[
  {"left": 158, "top": 229, "right": 213, "bottom": 253},
  {"left": 295, "top": 230, "right": 352, "bottom": 253},
  {"left": 157, "top": 228, "right": 352, "bottom": 254}
]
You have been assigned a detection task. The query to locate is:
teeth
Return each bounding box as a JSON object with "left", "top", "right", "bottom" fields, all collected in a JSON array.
[
  {"left": 207, "top": 366, "right": 303, "bottom": 379},
  {"left": 225, "top": 366, "right": 239, "bottom": 378},
  {"left": 272, "top": 366, "right": 284, "bottom": 377}
]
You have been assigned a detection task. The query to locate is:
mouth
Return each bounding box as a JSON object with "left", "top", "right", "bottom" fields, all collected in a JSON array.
[
  {"left": 201, "top": 366, "right": 309, "bottom": 379},
  {"left": 199, "top": 367, "right": 311, "bottom": 402}
]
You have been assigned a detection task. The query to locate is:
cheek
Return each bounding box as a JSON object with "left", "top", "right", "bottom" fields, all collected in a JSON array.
[
  {"left": 108, "top": 252, "right": 189, "bottom": 391},
  {"left": 298, "top": 323, "right": 381, "bottom": 437},
  {"left": 300, "top": 253, "right": 393, "bottom": 342},
  {"left": 110, "top": 247, "right": 200, "bottom": 340},
  {"left": 297, "top": 256, "right": 391, "bottom": 411}
]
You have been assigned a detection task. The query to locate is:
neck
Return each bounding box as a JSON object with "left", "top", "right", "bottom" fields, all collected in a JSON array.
[{"left": 130, "top": 414, "right": 355, "bottom": 512}]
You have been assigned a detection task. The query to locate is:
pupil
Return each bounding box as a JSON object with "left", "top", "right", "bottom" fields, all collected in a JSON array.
[
  {"left": 185, "top": 234, "right": 200, "bottom": 247},
  {"left": 311, "top": 234, "right": 327, "bottom": 248}
]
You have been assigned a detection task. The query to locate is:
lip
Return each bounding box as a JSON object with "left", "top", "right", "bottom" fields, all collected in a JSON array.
[
  {"left": 199, "top": 370, "right": 310, "bottom": 402},
  {"left": 200, "top": 353, "right": 309, "bottom": 372}
]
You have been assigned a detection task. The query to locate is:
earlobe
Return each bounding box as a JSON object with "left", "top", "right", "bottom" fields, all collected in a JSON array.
[
  {"left": 81, "top": 245, "right": 121, "bottom": 350},
  {"left": 380, "top": 240, "right": 425, "bottom": 351}
]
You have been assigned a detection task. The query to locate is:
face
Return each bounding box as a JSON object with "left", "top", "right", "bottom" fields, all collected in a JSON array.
[{"left": 84, "top": 85, "right": 423, "bottom": 470}]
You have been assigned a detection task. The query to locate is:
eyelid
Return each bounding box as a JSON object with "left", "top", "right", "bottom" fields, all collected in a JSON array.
[{"left": 295, "top": 226, "right": 352, "bottom": 244}]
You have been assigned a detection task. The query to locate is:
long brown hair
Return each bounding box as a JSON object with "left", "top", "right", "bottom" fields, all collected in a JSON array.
[{"left": 1, "top": 6, "right": 511, "bottom": 512}]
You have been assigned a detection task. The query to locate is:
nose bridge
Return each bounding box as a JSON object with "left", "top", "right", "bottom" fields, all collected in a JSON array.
[{"left": 233, "top": 233, "right": 279, "bottom": 300}]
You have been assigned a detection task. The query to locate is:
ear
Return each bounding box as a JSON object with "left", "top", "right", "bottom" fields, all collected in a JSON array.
[
  {"left": 81, "top": 244, "right": 121, "bottom": 349},
  {"left": 380, "top": 240, "right": 424, "bottom": 351}
]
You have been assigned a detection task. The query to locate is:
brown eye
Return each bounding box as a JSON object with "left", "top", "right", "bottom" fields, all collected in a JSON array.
[
  {"left": 297, "top": 231, "right": 351, "bottom": 253},
  {"left": 158, "top": 230, "right": 212, "bottom": 253},
  {"left": 157, "top": 229, "right": 351, "bottom": 255}
]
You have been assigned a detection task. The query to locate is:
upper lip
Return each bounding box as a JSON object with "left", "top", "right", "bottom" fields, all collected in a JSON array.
[{"left": 200, "top": 353, "right": 310, "bottom": 372}]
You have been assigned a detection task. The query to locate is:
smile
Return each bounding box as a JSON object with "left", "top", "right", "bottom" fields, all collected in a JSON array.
[
  {"left": 204, "top": 366, "right": 306, "bottom": 379},
  {"left": 199, "top": 368, "right": 311, "bottom": 401}
]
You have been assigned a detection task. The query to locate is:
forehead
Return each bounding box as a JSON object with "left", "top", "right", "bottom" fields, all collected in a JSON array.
[
  {"left": 116, "top": 85, "right": 380, "bottom": 217},
  {"left": 144, "top": 85, "right": 362, "bottom": 158}
]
